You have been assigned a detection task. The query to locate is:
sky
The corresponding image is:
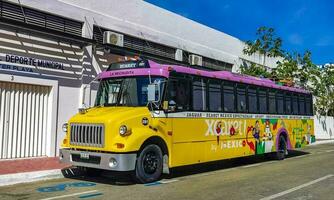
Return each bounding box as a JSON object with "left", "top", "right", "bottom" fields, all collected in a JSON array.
[{"left": 145, "top": 0, "right": 334, "bottom": 65}]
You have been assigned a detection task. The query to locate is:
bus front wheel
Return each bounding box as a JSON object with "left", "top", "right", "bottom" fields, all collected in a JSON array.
[{"left": 135, "top": 144, "right": 163, "bottom": 183}]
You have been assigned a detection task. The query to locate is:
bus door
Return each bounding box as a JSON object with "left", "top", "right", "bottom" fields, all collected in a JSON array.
[{"left": 166, "top": 75, "right": 206, "bottom": 166}]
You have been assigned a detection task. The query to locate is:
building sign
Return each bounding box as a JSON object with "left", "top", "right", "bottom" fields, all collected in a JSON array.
[
  {"left": 0, "top": 54, "right": 65, "bottom": 71},
  {"left": 0, "top": 63, "right": 33, "bottom": 72}
]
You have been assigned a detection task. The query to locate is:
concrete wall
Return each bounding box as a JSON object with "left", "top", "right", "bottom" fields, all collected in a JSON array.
[
  {"left": 314, "top": 116, "right": 334, "bottom": 140},
  {"left": 0, "top": 27, "right": 91, "bottom": 157},
  {"left": 11, "top": 0, "right": 280, "bottom": 71}
]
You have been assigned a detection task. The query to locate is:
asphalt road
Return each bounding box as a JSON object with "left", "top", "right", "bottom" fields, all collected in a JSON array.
[{"left": 0, "top": 143, "right": 334, "bottom": 200}]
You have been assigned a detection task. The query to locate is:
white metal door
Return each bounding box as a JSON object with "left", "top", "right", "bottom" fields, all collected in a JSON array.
[{"left": 0, "top": 81, "right": 51, "bottom": 159}]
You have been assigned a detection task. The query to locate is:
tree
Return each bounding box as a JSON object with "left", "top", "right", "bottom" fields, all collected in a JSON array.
[
  {"left": 311, "top": 64, "right": 334, "bottom": 116},
  {"left": 241, "top": 26, "right": 284, "bottom": 78},
  {"left": 274, "top": 52, "right": 299, "bottom": 85},
  {"left": 243, "top": 26, "right": 284, "bottom": 68},
  {"left": 239, "top": 62, "right": 271, "bottom": 78}
]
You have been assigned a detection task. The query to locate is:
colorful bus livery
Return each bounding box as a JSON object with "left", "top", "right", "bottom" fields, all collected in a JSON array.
[{"left": 60, "top": 59, "right": 315, "bottom": 183}]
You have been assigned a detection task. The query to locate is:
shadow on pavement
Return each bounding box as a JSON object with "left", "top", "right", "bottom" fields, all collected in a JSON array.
[
  {"left": 60, "top": 150, "right": 309, "bottom": 185},
  {"left": 61, "top": 167, "right": 135, "bottom": 186},
  {"left": 166, "top": 150, "right": 309, "bottom": 180}
]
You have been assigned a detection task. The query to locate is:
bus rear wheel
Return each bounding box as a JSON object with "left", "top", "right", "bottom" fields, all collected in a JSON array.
[
  {"left": 135, "top": 144, "right": 163, "bottom": 183},
  {"left": 276, "top": 135, "right": 287, "bottom": 160}
]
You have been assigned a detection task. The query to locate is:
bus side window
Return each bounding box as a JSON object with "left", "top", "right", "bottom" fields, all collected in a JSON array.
[
  {"left": 237, "top": 84, "right": 247, "bottom": 113},
  {"left": 208, "top": 80, "right": 222, "bottom": 112},
  {"left": 305, "top": 94, "right": 312, "bottom": 115},
  {"left": 192, "top": 78, "right": 207, "bottom": 111},
  {"left": 248, "top": 87, "right": 258, "bottom": 113},
  {"left": 259, "top": 88, "right": 268, "bottom": 114},
  {"left": 268, "top": 90, "right": 276, "bottom": 114},
  {"left": 277, "top": 92, "right": 284, "bottom": 114},
  {"left": 292, "top": 93, "right": 299, "bottom": 115},
  {"left": 299, "top": 94, "right": 306, "bottom": 115},
  {"left": 166, "top": 78, "right": 190, "bottom": 111},
  {"left": 223, "top": 82, "right": 235, "bottom": 112},
  {"left": 285, "top": 92, "right": 292, "bottom": 114}
]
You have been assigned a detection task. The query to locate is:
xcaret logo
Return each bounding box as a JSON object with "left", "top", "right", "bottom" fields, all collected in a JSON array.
[{"left": 205, "top": 119, "right": 246, "bottom": 136}]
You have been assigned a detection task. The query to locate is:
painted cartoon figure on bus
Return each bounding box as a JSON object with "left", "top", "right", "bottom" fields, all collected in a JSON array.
[
  {"left": 230, "top": 125, "right": 236, "bottom": 136},
  {"left": 253, "top": 120, "right": 260, "bottom": 141},
  {"left": 264, "top": 119, "right": 272, "bottom": 140}
]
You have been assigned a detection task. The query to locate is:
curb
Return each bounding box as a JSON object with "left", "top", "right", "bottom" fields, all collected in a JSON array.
[
  {"left": 310, "top": 140, "right": 334, "bottom": 146},
  {"left": 0, "top": 169, "right": 63, "bottom": 187}
]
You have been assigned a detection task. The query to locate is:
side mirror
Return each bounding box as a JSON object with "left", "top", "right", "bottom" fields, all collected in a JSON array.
[{"left": 147, "top": 83, "right": 160, "bottom": 102}]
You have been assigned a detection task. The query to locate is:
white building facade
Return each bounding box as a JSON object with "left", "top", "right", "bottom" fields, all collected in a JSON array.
[{"left": 0, "top": 0, "right": 295, "bottom": 160}]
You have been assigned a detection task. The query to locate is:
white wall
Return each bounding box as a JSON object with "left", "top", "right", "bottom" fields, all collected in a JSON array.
[
  {"left": 55, "top": 85, "right": 81, "bottom": 155},
  {"left": 314, "top": 115, "right": 334, "bottom": 140},
  {"left": 12, "top": 0, "right": 280, "bottom": 71}
]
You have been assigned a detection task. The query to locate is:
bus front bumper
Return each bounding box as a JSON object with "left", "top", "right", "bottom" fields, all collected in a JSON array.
[{"left": 59, "top": 149, "right": 137, "bottom": 171}]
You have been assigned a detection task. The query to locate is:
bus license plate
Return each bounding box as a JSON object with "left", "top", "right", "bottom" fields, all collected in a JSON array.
[{"left": 80, "top": 152, "right": 90, "bottom": 159}]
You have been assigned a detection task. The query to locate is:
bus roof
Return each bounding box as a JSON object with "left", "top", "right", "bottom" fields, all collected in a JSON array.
[{"left": 98, "top": 60, "right": 310, "bottom": 94}]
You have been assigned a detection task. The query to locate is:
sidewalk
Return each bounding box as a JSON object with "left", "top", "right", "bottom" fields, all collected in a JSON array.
[
  {"left": 0, "top": 157, "right": 70, "bottom": 186},
  {"left": 310, "top": 139, "right": 334, "bottom": 145}
]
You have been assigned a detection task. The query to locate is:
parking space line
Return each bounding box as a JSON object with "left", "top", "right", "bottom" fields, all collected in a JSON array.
[
  {"left": 287, "top": 154, "right": 309, "bottom": 159},
  {"left": 259, "top": 174, "right": 334, "bottom": 200},
  {"left": 160, "top": 179, "right": 179, "bottom": 184},
  {"left": 79, "top": 192, "right": 103, "bottom": 198},
  {"left": 39, "top": 190, "right": 99, "bottom": 200},
  {"left": 241, "top": 163, "right": 262, "bottom": 168}
]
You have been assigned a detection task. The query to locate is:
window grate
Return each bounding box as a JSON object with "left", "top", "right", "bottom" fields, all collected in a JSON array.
[
  {"left": 93, "top": 26, "right": 176, "bottom": 59},
  {"left": 93, "top": 26, "right": 233, "bottom": 71},
  {"left": 203, "top": 57, "right": 233, "bottom": 71},
  {"left": 0, "top": 1, "right": 83, "bottom": 37}
]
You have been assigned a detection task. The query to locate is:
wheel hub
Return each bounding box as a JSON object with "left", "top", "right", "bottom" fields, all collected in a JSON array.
[{"left": 143, "top": 151, "right": 158, "bottom": 174}]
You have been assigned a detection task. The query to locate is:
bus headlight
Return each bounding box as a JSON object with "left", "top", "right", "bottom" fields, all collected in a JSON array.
[
  {"left": 119, "top": 125, "right": 131, "bottom": 136},
  {"left": 62, "top": 123, "right": 68, "bottom": 133}
]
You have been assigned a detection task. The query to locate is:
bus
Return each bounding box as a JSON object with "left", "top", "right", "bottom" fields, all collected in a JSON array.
[{"left": 59, "top": 59, "right": 315, "bottom": 183}]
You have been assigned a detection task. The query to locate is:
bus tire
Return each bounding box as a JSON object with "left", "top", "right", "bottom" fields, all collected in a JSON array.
[
  {"left": 276, "top": 135, "right": 287, "bottom": 160},
  {"left": 135, "top": 144, "right": 163, "bottom": 183}
]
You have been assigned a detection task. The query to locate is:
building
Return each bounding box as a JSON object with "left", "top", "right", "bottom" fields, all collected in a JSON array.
[{"left": 0, "top": 0, "right": 279, "bottom": 160}]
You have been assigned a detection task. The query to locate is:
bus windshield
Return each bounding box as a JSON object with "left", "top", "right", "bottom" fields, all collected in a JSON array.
[{"left": 95, "top": 77, "right": 165, "bottom": 107}]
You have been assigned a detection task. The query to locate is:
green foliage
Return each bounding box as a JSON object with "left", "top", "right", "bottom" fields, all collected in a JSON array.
[
  {"left": 239, "top": 62, "right": 271, "bottom": 78},
  {"left": 311, "top": 64, "right": 334, "bottom": 116},
  {"left": 243, "top": 26, "right": 284, "bottom": 67},
  {"left": 275, "top": 52, "right": 299, "bottom": 80},
  {"left": 275, "top": 51, "right": 319, "bottom": 87}
]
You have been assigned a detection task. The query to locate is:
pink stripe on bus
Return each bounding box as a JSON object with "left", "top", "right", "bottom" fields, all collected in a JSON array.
[{"left": 98, "top": 60, "right": 310, "bottom": 94}]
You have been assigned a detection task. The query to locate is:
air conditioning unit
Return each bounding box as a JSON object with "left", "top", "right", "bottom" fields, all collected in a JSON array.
[
  {"left": 189, "top": 54, "right": 202, "bottom": 66},
  {"left": 175, "top": 49, "right": 183, "bottom": 61},
  {"left": 103, "top": 31, "right": 124, "bottom": 47}
]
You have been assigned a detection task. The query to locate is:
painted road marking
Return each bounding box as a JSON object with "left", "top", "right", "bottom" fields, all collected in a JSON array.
[
  {"left": 144, "top": 182, "right": 162, "bottom": 186},
  {"left": 39, "top": 190, "right": 99, "bottom": 200},
  {"left": 241, "top": 163, "right": 263, "bottom": 168},
  {"left": 160, "top": 179, "right": 179, "bottom": 184},
  {"left": 144, "top": 179, "right": 180, "bottom": 186},
  {"left": 37, "top": 182, "right": 96, "bottom": 193},
  {"left": 287, "top": 154, "right": 309, "bottom": 159},
  {"left": 79, "top": 192, "right": 103, "bottom": 198},
  {"left": 259, "top": 174, "right": 334, "bottom": 200}
]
